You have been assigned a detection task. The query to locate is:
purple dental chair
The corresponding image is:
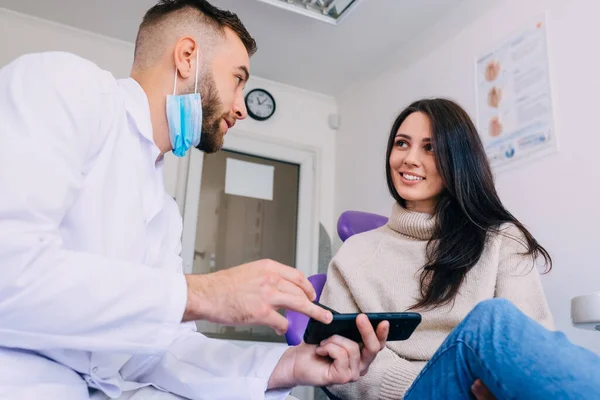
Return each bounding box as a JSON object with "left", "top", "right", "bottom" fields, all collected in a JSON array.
[{"left": 283, "top": 210, "right": 388, "bottom": 399}]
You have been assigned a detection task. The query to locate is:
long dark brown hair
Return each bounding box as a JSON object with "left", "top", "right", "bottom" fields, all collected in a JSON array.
[{"left": 385, "top": 98, "right": 551, "bottom": 310}]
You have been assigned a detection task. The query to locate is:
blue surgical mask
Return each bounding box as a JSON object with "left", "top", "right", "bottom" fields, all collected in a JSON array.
[{"left": 166, "top": 51, "right": 202, "bottom": 157}]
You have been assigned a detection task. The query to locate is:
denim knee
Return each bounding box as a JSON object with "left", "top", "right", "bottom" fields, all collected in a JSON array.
[{"left": 469, "top": 298, "right": 518, "bottom": 322}]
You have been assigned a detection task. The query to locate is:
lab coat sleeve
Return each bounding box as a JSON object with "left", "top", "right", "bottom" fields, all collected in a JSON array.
[
  {"left": 120, "top": 323, "right": 292, "bottom": 400},
  {"left": 0, "top": 52, "right": 187, "bottom": 354}
]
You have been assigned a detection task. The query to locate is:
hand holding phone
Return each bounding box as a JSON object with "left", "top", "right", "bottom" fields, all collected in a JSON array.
[{"left": 304, "top": 302, "right": 421, "bottom": 345}]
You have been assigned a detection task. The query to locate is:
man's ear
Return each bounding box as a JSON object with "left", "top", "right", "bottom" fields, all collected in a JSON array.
[{"left": 173, "top": 36, "right": 201, "bottom": 80}]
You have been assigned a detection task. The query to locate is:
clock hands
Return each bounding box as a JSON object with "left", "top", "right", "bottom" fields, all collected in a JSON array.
[{"left": 246, "top": 89, "right": 275, "bottom": 120}]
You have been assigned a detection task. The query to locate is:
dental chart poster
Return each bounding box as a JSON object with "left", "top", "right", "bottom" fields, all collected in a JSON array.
[{"left": 475, "top": 14, "right": 557, "bottom": 170}]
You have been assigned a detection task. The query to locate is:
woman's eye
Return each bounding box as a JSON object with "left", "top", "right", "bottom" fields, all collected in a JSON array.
[
  {"left": 395, "top": 140, "right": 408, "bottom": 148},
  {"left": 424, "top": 144, "right": 434, "bottom": 152}
]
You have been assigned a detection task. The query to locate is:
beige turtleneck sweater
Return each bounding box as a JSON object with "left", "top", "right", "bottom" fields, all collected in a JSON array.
[{"left": 320, "top": 203, "right": 554, "bottom": 399}]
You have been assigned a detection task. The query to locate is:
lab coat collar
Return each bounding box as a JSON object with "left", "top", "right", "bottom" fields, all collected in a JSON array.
[{"left": 118, "top": 78, "right": 155, "bottom": 145}]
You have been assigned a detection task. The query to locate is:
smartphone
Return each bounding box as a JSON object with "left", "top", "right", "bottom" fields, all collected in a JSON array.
[{"left": 304, "top": 304, "right": 421, "bottom": 345}]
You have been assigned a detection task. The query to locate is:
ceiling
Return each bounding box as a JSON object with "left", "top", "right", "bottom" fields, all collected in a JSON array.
[{"left": 0, "top": 0, "right": 463, "bottom": 96}]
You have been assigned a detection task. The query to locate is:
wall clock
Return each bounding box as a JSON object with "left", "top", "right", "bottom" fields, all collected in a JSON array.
[{"left": 245, "top": 88, "right": 276, "bottom": 121}]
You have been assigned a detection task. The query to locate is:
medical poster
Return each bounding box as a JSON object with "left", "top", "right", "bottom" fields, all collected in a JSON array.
[{"left": 475, "top": 14, "right": 557, "bottom": 170}]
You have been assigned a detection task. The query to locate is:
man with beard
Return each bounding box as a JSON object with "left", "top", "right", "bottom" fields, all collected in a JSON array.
[{"left": 0, "top": 1, "right": 389, "bottom": 399}]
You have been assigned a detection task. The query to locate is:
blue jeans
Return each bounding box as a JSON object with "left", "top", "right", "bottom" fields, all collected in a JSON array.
[{"left": 404, "top": 299, "right": 600, "bottom": 400}]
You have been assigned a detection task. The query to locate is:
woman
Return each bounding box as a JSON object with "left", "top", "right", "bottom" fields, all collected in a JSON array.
[{"left": 320, "top": 98, "right": 554, "bottom": 399}]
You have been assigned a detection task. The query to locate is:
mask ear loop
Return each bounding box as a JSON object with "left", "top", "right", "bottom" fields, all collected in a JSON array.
[
  {"left": 172, "top": 66, "right": 178, "bottom": 95},
  {"left": 172, "top": 45, "right": 199, "bottom": 95},
  {"left": 194, "top": 48, "right": 199, "bottom": 94}
]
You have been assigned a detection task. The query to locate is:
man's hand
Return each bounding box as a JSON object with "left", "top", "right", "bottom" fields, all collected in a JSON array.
[
  {"left": 267, "top": 314, "right": 389, "bottom": 389},
  {"left": 472, "top": 379, "right": 496, "bottom": 400},
  {"left": 182, "top": 259, "right": 333, "bottom": 334}
]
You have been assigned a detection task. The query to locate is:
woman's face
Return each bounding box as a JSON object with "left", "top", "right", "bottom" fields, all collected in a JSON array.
[{"left": 388, "top": 112, "right": 445, "bottom": 214}]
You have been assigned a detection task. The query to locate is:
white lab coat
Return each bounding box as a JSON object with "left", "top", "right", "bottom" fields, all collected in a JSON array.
[{"left": 0, "top": 52, "right": 290, "bottom": 400}]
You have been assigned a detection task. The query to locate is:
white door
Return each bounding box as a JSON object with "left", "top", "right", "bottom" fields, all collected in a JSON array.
[
  {"left": 177, "top": 132, "right": 318, "bottom": 399},
  {"left": 181, "top": 131, "right": 319, "bottom": 275},
  {"left": 180, "top": 131, "right": 319, "bottom": 333}
]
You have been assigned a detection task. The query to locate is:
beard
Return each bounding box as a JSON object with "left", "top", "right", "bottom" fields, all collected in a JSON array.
[{"left": 193, "top": 68, "right": 227, "bottom": 154}]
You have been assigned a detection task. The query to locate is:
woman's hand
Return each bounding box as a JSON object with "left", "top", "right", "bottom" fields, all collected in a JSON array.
[
  {"left": 268, "top": 314, "right": 389, "bottom": 389},
  {"left": 472, "top": 379, "right": 496, "bottom": 400}
]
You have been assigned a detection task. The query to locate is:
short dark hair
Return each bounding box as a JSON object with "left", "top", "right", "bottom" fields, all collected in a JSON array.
[{"left": 136, "top": 0, "right": 257, "bottom": 60}]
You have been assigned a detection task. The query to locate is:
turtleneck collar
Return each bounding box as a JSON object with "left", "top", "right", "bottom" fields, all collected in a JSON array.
[{"left": 386, "top": 202, "right": 436, "bottom": 240}]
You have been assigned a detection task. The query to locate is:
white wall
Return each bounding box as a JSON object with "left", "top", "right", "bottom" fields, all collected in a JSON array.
[
  {"left": 336, "top": 0, "right": 600, "bottom": 354},
  {"left": 0, "top": 8, "right": 338, "bottom": 241},
  {"left": 232, "top": 75, "right": 338, "bottom": 238},
  {"left": 0, "top": 8, "right": 133, "bottom": 76}
]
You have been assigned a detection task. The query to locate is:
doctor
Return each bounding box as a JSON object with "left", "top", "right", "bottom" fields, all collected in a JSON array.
[{"left": 0, "top": 0, "right": 389, "bottom": 399}]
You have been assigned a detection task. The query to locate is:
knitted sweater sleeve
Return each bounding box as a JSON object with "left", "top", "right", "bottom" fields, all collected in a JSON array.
[
  {"left": 320, "top": 256, "right": 425, "bottom": 399},
  {"left": 494, "top": 224, "right": 555, "bottom": 330}
]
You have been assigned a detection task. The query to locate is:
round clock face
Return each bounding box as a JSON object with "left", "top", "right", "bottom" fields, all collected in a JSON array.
[{"left": 245, "top": 89, "right": 276, "bottom": 121}]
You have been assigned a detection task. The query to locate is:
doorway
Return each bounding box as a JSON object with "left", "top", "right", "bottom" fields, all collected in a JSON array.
[
  {"left": 192, "top": 149, "right": 300, "bottom": 342},
  {"left": 179, "top": 132, "right": 319, "bottom": 343}
]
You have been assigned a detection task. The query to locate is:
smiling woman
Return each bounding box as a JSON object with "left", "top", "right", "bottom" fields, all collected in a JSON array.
[
  {"left": 387, "top": 112, "right": 444, "bottom": 215},
  {"left": 319, "top": 98, "right": 554, "bottom": 399},
  {"left": 383, "top": 98, "right": 552, "bottom": 310}
]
